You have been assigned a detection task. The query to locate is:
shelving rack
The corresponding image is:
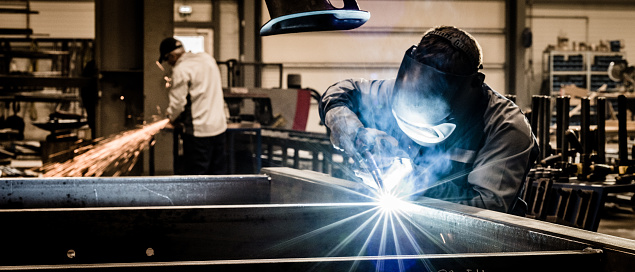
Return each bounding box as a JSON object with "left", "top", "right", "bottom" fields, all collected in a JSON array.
[
  {"left": 0, "top": 0, "right": 37, "bottom": 37},
  {"left": 0, "top": 0, "right": 96, "bottom": 150},
  {"left": 545, "top": 50, "right": 626, "bottom": 95}
]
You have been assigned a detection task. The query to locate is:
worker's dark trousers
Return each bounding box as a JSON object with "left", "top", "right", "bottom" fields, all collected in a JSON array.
[{"left": 181, "top": 132, "right": 227, "bottom": 175}]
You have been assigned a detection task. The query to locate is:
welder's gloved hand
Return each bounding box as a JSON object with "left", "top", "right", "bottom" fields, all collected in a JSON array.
[
  {"left": 325, "top": 106, "right": 365, "bottom": 157},
  {"left": 355, "top": 127, "right": 409, "bottom": 169}
]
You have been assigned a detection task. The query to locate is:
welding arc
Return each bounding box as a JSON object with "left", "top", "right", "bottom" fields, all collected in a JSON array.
[{"left": 39, "top": 119, "right": 169, "bottom": 177}]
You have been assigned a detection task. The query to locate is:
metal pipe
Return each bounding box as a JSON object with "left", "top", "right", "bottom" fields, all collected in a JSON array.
[
  {"left": 556, "top": 96, "right": 570, "bottom": 162},
  {"left": 540, "top": 96, "right": 551, "bottom": 160},
  {"left": 580, "top": 97, "right": 591, "bottom": 179},
  {"left": 531, "top": 95, "right": 540, "bottom": 140},
  {"left": 0, "top": 175, "right": 272, "bottom": 208},
  {"left": 596, "top": 97, "right": 606, "bottom": 164},
  {"left": 619, "top": 95, "right": 629, "bottom": 167},
  {"left": 149, "top": 136, "right": 155, "bottom": 176}
]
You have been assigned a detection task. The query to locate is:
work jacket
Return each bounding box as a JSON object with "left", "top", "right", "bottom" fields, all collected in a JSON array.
[
  {"left": 167, "top": 52, "right": 227, "bottom": 137},
  {"left": 319, "top": 78, "right": 539, "bottom": 213}
]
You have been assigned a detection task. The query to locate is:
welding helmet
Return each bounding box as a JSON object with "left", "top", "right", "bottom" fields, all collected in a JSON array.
[{"left": 391, "top": 46, "right": 483, "bottom": 146}]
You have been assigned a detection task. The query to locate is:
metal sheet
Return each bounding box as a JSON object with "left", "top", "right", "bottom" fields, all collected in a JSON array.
[
  {"left": 0, "top": 203, "right": 600, "bottom": 269},
  {"left": 0, "top": 175, "right": 270, "bottom": 208},
  {"left": 0, "top": 251, "right": 603, "bottom": 271},
  {"left": 263, "top": 167, "right": 373, "bottom": 203},
  {"left": 1, "top": 167, "right": 635, "bottom": 271}
]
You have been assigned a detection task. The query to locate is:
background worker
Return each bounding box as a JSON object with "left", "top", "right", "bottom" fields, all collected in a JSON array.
[
  {"left": 319, "top": 26, "right": 539, "bottom": 214},
  {"left": 158, "top": 37, "right": 228, "bottom": 175}
]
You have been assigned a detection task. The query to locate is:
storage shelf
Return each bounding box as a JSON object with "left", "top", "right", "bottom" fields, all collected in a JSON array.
[
  {"left": 546, "top": 50, "right": 626, "bottom": 94},
  {"left": 552, "top": 71, "right": 587, "bottom": 75}
]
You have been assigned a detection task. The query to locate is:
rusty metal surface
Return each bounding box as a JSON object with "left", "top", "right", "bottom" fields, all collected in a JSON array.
[{"left": 0, "top": 175, "right": 270, "bottom": 208}]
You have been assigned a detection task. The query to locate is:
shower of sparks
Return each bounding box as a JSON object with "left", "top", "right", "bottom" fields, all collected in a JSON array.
[{"left": 39, "top": 119, "right": 169, "bottom": 177}]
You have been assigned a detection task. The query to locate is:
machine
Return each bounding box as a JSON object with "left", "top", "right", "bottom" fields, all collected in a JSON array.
[
  {"left": 2, "top": 167, "right": 635, "bottom": 271},
  {"left": 608, "top": 60, "right": 635, "bottom": 91}
]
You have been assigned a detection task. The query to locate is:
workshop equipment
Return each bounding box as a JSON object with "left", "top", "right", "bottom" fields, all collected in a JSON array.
[
  {"left": 32, "top": 111, "right": 87, "bottom": 142},
  {"left": 608, "top": 59, "right": 635, "bottom": 91},
  {"left": 525, "top": 91, "right": 635, "bottom": 232},
  {"left": 1, "top": 167, "right": 635, "bottom": 271}
]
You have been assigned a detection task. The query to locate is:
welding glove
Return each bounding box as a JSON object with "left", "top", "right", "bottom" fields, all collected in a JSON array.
[
  {"left": 326, "top": 106, "right": 408, "bottom": 165},
  {"left": 354, "top": 127, "right": 409, "bottom": 169},
  {"left": 325, "top": 106, "right": 365, "bottom": 156}
]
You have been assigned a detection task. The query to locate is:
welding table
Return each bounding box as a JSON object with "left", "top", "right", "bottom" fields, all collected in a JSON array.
[{"left": 1, "top": 167, "right": 635, "bottom": 271}]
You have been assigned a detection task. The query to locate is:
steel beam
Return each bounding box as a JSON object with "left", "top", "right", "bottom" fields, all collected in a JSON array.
[
  {"left": 1, "top": 167, "right": 635, "bottom": 271},
  {"left": 0, "top": 251, "right": 603, "bottom": 271},
  {"left": 0, "top": 175, "right": 270, "bottom": 208},
  {"left": 0, "top": 202, "right": 605, "bottom": 271}
]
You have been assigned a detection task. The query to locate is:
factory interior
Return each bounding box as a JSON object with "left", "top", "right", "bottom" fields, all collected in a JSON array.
[{"left": 3, "top": 0, "right": 635, "bottom": 271}]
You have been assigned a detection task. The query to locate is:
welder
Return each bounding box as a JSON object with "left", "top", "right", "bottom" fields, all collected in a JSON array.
[{"left": 319, "top": 26, "right": 539, "bottom": 214}]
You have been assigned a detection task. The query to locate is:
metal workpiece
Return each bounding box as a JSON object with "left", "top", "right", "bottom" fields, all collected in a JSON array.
[
  {"left": 597, "top": 97, "right": 607, "bottom": 164},
  {"left": 580, "top": 97, "right": 592, "bottom": 179},
  {"left": 595, "top": 97, "right": 607, "bottom": 163},
  {"left": 1, "top": 167, "right": 635, "bottom": 271},
  {"left": 0, "top": 199, "right": 612, "bottom": 271},
  {"left": 0, "top": 175, "right": 271, "bottom": 208},
  {"left": 556, "top": 95, "right": 570, "bottom": 162},
  {"left": 0, "top": 252, "right": 605, "bottom": 272},
  {"left": 618, "top": 94, "right": 629, "bottom": 166},
  {"left": 531, "top": 95, "right": 552, "bottom": 160},
  {"left": 540, "top": 95, "right": 552, "bottom": 160},
  {"left": 262, "top": 167, "right": 373, "bottom": 203}
]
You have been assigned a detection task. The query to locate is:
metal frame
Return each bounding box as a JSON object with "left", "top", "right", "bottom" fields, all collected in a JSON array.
[{"left": 1, "top": 167, "right": 635, "bottom": 271}]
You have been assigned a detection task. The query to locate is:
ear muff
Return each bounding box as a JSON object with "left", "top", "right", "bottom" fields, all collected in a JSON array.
[{"left": 472, "top": 72, "right": 485, "bottom": 88}]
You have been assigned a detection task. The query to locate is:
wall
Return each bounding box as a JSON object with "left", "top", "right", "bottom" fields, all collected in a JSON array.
[
  {"left": 260, "top": 0, "right": 507, "bottom": 133},
  {"left": 0, "top": 1, "right": 94, "bottom": 38},
  {"left": 7, "top": 1, "right": 635, "bottom": 137}
]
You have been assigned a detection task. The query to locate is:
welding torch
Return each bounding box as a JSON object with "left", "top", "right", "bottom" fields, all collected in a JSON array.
[
  {"left": 352, "top": 128, "right": 403, "bottom": 193},
  {"left": 356, "top": 145, "right": 386, "bottom": 192},
  {"left": 364, "top": 150, "right": 386, "bottom": 192}
]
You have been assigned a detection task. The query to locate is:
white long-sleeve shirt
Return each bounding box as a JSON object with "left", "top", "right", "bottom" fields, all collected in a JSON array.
[{"left": 167, "top": 52, "right": 227, "bottom": 137}]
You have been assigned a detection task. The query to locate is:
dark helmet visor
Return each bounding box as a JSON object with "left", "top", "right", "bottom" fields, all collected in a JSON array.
[{"left": 391, "top": 46, "right": 478, "bottom": 126}]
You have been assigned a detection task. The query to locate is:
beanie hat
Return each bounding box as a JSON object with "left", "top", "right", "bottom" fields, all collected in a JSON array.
[{"left": 158, "top": 37, "right": 183, "bottom": 63}]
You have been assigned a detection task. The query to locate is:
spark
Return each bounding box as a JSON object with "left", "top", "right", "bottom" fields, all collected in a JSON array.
[
  {"left": 39, "top": 119, "right": 169, "bottom": 177},
  {"left": 265, "top": 194, "right": 453, "bottom": 271}
]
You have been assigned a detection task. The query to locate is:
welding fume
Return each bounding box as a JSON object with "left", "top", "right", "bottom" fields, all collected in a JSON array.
[{"left": 319, "top": 26, "right": 539, "bottom": 214}]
